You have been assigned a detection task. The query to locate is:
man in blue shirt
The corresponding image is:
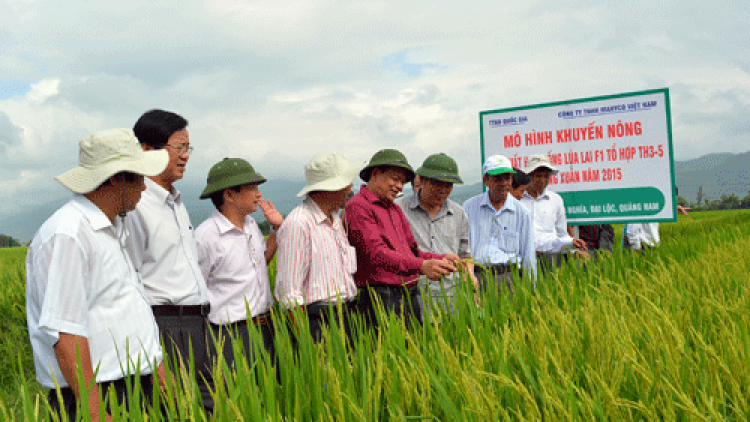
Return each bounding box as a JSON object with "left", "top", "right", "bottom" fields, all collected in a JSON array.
[{"left": 463, "top": 155, "right": 536, "bottom": 291}]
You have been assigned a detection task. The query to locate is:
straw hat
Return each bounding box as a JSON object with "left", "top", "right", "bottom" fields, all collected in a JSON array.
[
  {"left": 297, "top": 152, "right": 365, "bottom": 197},
  {"left": 55, "top": 128, "right": 168, "bottom": 194}
]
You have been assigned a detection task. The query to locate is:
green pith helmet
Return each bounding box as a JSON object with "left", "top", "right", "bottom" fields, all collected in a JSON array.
[
  {"left": 199, "top": 157, "right": 267, "bottom": 199},
  {"left": 359, "top": 149, "right": 415, "bottom": 183},
  {"left": 416, "top": 153, "right": 463, "bottom": 184}
]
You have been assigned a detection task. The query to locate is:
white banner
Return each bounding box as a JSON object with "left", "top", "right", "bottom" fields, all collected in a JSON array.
[{"left": 480, "top": 88, "right": 677, "bottom": 224}]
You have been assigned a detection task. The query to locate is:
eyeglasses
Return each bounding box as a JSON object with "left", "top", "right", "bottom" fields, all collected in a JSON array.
[{"left": 164, "top": 144, "right": 194, "bottom": 155}]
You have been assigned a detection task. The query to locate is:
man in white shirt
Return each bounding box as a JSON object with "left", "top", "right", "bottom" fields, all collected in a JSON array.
[
  {"left": 195, "top": 157, "right": 283, "bottom": 367},
  {"left": 463, "top": 155, "right": 537, "bottom": 292},
  {"left": 123, "top": 109, "right": 213, "bottom": 411},
  {"left": 26, "top": 128, "right": 168, "bottom": 420},
  {"left": 275, "top": 152, "right": 364, "bottom": 344},
  {"left": 520, "top": 155, "right": 587, "bottom": 274}
]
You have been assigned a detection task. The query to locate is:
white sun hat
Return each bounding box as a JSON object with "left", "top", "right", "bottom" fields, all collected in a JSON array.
[
  {"left": 55, "top": 128, "right": 169, "bottom": 194},
  {"left": 297, "top": 152, "right": 366, "bottom": 197},
  {"left": 523, "top": 154, "right": 559, "bottom": 175}
]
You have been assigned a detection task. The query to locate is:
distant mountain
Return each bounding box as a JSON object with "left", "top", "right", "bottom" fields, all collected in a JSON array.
[{"left": 2, "top": 151, "right": 748, "bottom": 243}]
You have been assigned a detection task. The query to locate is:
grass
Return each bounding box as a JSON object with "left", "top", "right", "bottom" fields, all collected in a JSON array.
[{"left": 1, "top": 209, "right": 749, "bottom": 420}]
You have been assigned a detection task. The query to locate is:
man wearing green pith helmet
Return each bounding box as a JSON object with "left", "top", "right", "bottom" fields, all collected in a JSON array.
[
  {"left": 346, "top": 149, "right": 460, "bottom": 330},
  {"left": 195, "top": 158, "right": 284, "bottom": 369},
  {"left": 395, "top": 153, "right": 479, "bottom": 321}
]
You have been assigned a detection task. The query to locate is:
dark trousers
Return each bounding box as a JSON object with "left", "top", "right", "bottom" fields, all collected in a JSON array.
[
  {"left": 306, "top": 300, "right": 356, "bottom": 347},
  {"left": 209, "top": 314, "right": 275, "bottom": 371},
  {"left": 153, "top": 312, "right": 214, "bottom": 412},
  {"left": 538, "top": 253, "right": 567, "bottom": 277},
  {"left": 357, "top": 284, "right": 422, "bottom": 331},
  {"left": 48, "top": 374, "right": 156, "bottom": 421}
]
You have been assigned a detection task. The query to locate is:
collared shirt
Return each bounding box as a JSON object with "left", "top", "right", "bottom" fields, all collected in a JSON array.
[
  {"left": 395, "top": 192, "right": 471, "bottom": 292},
  {"left": 625, "top": 222, "right": 660, "bottom": 250},
  {"left": 123, "top": 178, "right": 208, "bottom": 306},
  {"left": 26, "top": 196, "right": 162, "bottom": 389},
  {"left": 345, "top": 185, "right": 443, "bottom": 287},
  {"left": 520, "top": 189, "right": 575, "bottom": 254},
  {"left": 275, "top": 197, "right": 358, "bottom": 308},
  {"left": 195, "top": 209, "right": 273, "bottom": 324},
  {"left": 463, "top": 192, "right": 537, "bottom": 280}
]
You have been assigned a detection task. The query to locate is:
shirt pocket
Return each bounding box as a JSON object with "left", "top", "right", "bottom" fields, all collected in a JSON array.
[{"left": 496, "top": 231, "right": 519, "bottom": 255}]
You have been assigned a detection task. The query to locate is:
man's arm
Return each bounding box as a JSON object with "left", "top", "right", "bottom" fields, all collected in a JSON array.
[
  {"left": 54, "top": 333, "right": 112, "bottom": 421},
  {"left": 519, "top": 211, "right": 538, "bottom": 285}
]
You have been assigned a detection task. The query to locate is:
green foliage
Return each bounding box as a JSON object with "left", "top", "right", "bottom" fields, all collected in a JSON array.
[
  {"left": 0, "top": 235, "right": 21, "bottom": 248},
  {"left": 1, "top": 211, "right": 749, "bottom": 420}
]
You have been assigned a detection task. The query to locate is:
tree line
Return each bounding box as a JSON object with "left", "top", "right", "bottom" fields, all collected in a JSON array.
[{"left": 677, "top": 186, "right": 750, "bottom": 211}]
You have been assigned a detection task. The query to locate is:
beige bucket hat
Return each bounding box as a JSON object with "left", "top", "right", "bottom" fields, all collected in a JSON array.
[
  {"left": 55, "top": 128, "right": 169, "bottom": 194},
  {"left": 523, "top": 154, "right": 559, "bottom": 175},
  {"left": 297, "top": 152, "right": 366, "bottom": 197}
]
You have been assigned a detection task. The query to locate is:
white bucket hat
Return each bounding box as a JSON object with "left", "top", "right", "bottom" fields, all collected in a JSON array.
[
  {"left": 524, "top": 154, "right": 559, "bottom": 175},
  {"left": 297, "top": 152, "right": 366, "bottom": 197},
  {"left": 56, "top": 128, "right": 169, "bottom": 194}
]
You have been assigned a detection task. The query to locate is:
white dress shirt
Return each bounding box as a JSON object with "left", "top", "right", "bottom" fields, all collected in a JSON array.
[
  {"left": 26, "top": 196, "right": 162, "bottom": 388},
  {"left": 625, "top": 222, "right": 660, "bottom": 250},
  {"left": 123, "top": 178, "right": 208, "bottom": 305},
  {"left": 275, "top": 198, "right": 357, "bottom": 308},
  {"left": 195, "top": 209, "right": 273, "bottom": 324},
  {"left": 520, "top": 189, "right": 575, "bottom": 254}
]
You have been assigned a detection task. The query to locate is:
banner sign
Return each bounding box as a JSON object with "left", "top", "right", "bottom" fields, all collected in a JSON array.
[{"left": 479, "top": 88, "right": 676, "bottom": 224}]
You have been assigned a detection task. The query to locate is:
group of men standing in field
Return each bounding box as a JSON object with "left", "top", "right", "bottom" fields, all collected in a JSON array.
[{"left": 26, "top": 108, "right": 639, "bottom": 420}]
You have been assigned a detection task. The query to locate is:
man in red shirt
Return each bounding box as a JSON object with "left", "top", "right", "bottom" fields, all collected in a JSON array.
[{"left": 345, "top": 149, "right": 458, "bottom": 330}]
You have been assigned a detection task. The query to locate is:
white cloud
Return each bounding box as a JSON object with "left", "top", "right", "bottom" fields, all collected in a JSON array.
[{"left": 1, "top": 0, "right": 749, "bottom": 221}]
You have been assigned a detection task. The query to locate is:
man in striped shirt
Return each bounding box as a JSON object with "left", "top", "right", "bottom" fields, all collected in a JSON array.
[{"left": 275, "top": 152, "right": 365, "bottom": 344}]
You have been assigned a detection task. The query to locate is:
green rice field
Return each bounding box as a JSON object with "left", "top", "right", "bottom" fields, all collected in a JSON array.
[{"left": 1, "top": 209, "right": 748, "bottom": 420}]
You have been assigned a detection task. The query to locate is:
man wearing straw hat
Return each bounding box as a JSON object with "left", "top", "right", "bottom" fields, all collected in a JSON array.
[
  {"left": 123, "top": 109, "right": 213, "bottom": 411},
  {"left": 520, "top": 154, "right": 587, "bottom": 273},
  {"left": 395, "top": 153, "right": 478, "bottom": 320},
  {"left": 346, "top": 149, "right": 459, "bottom": 330},
  {"left": 275, "top": 152, "right": 364, "bottom": 344},
  {"left": 463, "top": 155, "right": 537, "bottom": 292},
  {"left": 26, "top": 128, "right": 168, "bottom": 420},
  {"left": 195, "top": 158, "right": 283, "bottom": 367}
]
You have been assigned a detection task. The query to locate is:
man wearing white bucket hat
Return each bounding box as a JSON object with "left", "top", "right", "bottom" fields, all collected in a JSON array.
[
  {"left": 463, "top": 155, "right": 537, "bottom": 291},
  {"left": 26, "top": 128, "right": 168, "bottom": 420},
  {"left": 275, "top": 152, "right": 365, "bottom": 344},
  {"left": 520, "top": 155, "right": 587, "bottom": 272}
]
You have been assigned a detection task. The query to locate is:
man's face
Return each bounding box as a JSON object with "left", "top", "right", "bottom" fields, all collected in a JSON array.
[
  {"left": 332, "top": 184, "right": 354, "bottom": 210},
  {"left": 230, "top": 183, "right": 262, "bottom": 215},
  {"left": 122, "top": 174, "right": 146, "bottom": 213},
  {"left": 529, "top": 168, "right": 552, "bottom": 194},
  {"left": 161, "top": 129, "right": 191, "bottom": 184},
  {"left": 483, "top": 172, "right": 512, "bottom": 199},
  {"left": 511, "top": 184, "right": 528, "bottom": 200},
  {"left": 419, "top": 177, "right": 453, "bottom": 209},
  {"left": 369, "top": 166, "right": 409, "bottom": 203}
]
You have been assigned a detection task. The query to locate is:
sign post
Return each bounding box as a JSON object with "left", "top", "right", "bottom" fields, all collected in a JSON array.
[{"left": 479, "top": 88, "right": 676, "bottom": 224}]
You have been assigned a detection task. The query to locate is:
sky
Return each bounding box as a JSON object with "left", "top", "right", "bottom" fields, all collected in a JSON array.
[{"left": 1, "top": 0, "right": 749, "bottom": 219}]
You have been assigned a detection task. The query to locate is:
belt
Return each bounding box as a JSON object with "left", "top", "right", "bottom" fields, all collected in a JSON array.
[
  {"left": 151, "top": 303, "right": 210, "bottom": 317},
  {"left": 251, "top": 312, "right": 270, "bottom": 326}
]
